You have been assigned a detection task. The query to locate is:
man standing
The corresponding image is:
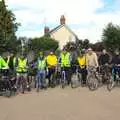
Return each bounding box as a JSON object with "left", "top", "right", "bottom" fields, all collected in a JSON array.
[
  {"left": 99, "top": 49, "right": 110, "bottom": 66},
  {"left": 16, "top": 54, "right": 29, "bottom": 92},
  {"left": 60, "top": 48, "right": 72, "bottom": 85},
  {"left": 77, "top": 50, "right": 87, "bottom": 86},
  {"left": 46, "top": 51, "right": 58, "bottom": 87},
  {"left": 7, "top": 52, "right": 16, "bottom": 76},
  {"left": 86, "top": 48, "right": 99, "bottom": 69},
  {"left": 36, "top": 51, "right": 47, "bottom": 91}
]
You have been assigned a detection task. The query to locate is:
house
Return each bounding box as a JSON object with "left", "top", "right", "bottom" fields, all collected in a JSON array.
[{"left": 44, "top": 15, "right": 79, "bottom": 49}]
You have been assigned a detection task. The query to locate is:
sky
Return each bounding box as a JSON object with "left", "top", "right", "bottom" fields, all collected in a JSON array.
[{"left": 6, "top": 0, "right": 120, "bottom": 43}]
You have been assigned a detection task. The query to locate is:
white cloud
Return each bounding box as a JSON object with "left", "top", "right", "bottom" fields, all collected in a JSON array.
[{"left": 6, "top": 0, "right": 120, "bottom": 42}]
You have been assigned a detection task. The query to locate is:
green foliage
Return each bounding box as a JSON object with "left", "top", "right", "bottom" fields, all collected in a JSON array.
[
  {"left": 102, "top": 23, "right": 120, "bottom": 51},
  {"left": 28, "top": 36, "right": 59, "bottom": 53},
  {"left": 0, "top": 0, "right": 20, "bottom": 53}
]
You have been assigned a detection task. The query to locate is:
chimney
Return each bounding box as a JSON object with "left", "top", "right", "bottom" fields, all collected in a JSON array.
[
  {"left": 44, "top": 26, "right": 50, "bottom": 35},
  {"left": 60, "top": 15, "right": 66, "bottom": 25}
]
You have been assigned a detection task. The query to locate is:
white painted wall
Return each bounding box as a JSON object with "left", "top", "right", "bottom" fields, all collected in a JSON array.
[{"left": 50, "top": 26, "right": 76, "bottom": 49}]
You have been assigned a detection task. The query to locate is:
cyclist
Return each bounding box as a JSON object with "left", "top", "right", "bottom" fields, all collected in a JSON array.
[
  {"left": 98, "top": 49, "right": 111, "bottom": 83},
  {"left": 60, "top": 48, "right": 72, "bottom": 85},
  {"left": 111, "top": 50, "right": 120, "bottom": 81},
  {"left": 86, "top": 48, "right": 99, "bottom": 69},
  {"left": 36, "top": 51, "right": 47, "bottom": 91},
  {"left": 99, "top": 49, "right": 110, "bottom": 66},
  {"left": 15, "top": 54, "right": 29, "bottom": 90},
  {"left": 86, "top": 48, "right": 99, "bottom": 76},
  {"left": 7, "top": 52, "right": 17, "bottom": 78},
  {"left": 46, "top": 51, "right": 58, "bottom": 87},
  {"left": 77, "top": 49, "right": 87, "bottom": 86},
  {"left": 1, "top": 55, "right": 9, "bottom": 77}
]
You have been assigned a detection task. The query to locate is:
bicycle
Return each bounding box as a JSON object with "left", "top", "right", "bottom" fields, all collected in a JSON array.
[
  {"left": 49, "top": 66, "right": 60, "bottom": 88},
  {"left": 60, "top": 66, "right": 70, "bottom": 89},
  {"left": 87, "top": 66, "right": 102, "bottom": 91},
  {"left": 100, "top": 64, "right": 111, "bottom": 84},
  {"left": 0, "top": 69, "right": 13, "bottom": 97},
  {"left": 71, "top": 65, "right": 82, "bottom": 88},
  {"left": 107, "top": 65, "right": 120, "bottom": 91},
  {"left": 16, "top": 67, "right": 29, "bottom": 93}
]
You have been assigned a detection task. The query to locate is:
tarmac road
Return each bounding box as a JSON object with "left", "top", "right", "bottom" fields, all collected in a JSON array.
[{"left": 0, "top": 86, "right": 120, "bottom": 120}]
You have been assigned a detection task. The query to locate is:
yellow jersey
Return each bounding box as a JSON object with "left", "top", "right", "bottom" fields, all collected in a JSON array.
[
  {"left": 77, "top": 56, "right": 86, "bottom": 68},
  {"left": 46, "top": 55, "right": 57, "bottom": 68}
]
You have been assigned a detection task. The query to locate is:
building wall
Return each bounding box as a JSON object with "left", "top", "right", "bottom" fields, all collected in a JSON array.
[{"left": 50, "top": 26, "right": 76, "bottom": 49}]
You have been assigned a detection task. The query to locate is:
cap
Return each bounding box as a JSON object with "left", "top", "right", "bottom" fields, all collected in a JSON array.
[{"left": 87, "top": 48, "right": 92, "bottom": 51}]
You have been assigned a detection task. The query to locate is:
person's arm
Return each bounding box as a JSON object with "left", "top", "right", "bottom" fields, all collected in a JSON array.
[
  {"left": 0, "top": 57, "right": 2, "bottom": 69},
  {"left": 94, "top": 53, "right": 99, "bottom": 67}
]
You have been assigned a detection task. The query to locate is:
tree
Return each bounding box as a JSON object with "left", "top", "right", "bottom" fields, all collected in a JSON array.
[
  {"left": 102, "top": 23, "right": 120, "bottom": 51},
  {"left": 90, "top": 42, "right": 104, "bottom": 51},
  {"left": 0, "top": 0, "right": 20, "bottom": 53},
  {"left": 27, "top": 36, "right": 59, "bottom": 53}
]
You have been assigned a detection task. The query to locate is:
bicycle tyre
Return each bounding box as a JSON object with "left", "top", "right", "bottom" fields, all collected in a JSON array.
[
  {"left": 71, "top": 73, "right": 81, "bottom": 88},
  {"left": 107, "top": 79, "right": 115, "bottom": 92},
  {"left": 87, "top": 75, "right": 99, "bottom": 91},
  {"left": 21, "top": 77, "right": 26, "bottom": 94}
]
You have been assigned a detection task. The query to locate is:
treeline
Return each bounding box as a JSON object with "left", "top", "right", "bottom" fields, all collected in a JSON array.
[{"left": 0, "top": 0, "right": 120, "bottom": 55}]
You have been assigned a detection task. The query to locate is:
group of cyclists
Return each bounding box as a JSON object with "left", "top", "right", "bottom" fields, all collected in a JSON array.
[{"left": 0, "top": 47, "right": 120, "bottom": 95}]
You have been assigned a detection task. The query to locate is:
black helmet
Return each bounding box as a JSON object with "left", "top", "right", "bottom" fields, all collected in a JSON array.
[{"left": 81, "top": 49, "right": 85, "bottom": 54}]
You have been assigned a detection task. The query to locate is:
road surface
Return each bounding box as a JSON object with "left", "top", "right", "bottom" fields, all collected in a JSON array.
[{"left": 0, "top": 86, "right": 120, "bottom": 120}]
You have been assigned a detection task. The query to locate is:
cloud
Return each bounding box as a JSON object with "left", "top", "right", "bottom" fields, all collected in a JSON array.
[{"left": 6, "top": 0, "right": 120, "bottom": 42}]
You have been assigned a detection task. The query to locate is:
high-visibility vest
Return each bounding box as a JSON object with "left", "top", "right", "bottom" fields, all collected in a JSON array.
[
  {"left": 38, "top": 59, "right": 46, "bottom": 70},
  {"left": 0, "top": 56, "right": 9, "bottom": 69},
  {"left": 17, "top": 58, "right": 27, "bottom": 72},
  {"left": 61, "top": 52, "right": 71, "bottom": 67}
]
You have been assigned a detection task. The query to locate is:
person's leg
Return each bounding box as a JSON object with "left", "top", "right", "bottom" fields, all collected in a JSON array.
[
  {"left": 48, "top": 68, "right": 52, "bottom": 86},
  {"left": 42, "top": 70, "right": 46, "bottom": 88},
  {"left": 23, "top": 73, "right": 29, "bottom": 88},
  {"left": 65, "top": 67, "right": 71, "bottom": 85},
  {"left": 117, "top": 67, "right": 120, "bottom": 80},
  {"left": 112, "top": 67, "right": 116, "bottom": 81},
  {"left": 81, "top": 68, "right": 87, "bottom": 85},
  {"left": 36, "top": 71, "right": 40, "bottom": 89}
]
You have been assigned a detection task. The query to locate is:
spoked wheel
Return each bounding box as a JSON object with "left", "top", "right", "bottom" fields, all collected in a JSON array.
[
  {"left": 61, "top": 77, "right": 66, "bottom": 89},
  {"left": 50, "top": 74, "right": 56, "bottom": 88},
  {"left": 4, "top": 80, "right": 12, "bottom": 97},
  {"left": 87, "top": 76, "right": 99, "bottom": 91},
  {"left": 5, "top": 89, "right": 12, "bottom": 97},
  {"left": 21, "top": 78, "right": 26, "bottom": 94},
  {"left": 107, "top": 79, "right": 115, "bottom": 92},
  {"left": 43, "top": 78, "right": 49, "bottom": 89},
  {"left": 71, "top": 73, "right": 81, "bottom": 88},
  {"left": 61, "top": 80, "right": 66, "bottom": 89}
]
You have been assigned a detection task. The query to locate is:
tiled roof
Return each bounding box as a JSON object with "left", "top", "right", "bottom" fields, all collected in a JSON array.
[{"left": 49, "top": 24, "right": 78, "bottom": 39}]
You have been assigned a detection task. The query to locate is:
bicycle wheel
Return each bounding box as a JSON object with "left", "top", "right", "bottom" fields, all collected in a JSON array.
[
  {"left": 87, "top": 75, "right": 99, "bottom": 91},
  {"left": 21, "top": 77, "right": 26, "bottom": 94},
  {"left": 43, "top": 78, "right": 48, "bottom": 89},
  {"left": 71, "top": 73, "right": 81, "bottom": 88},
  {"left": 50, "top": 74, "right": 56, "bottom": 88},
  {"left": 107, "top": 77, "right": 115, "bottom": 91},
  {"left": 5, "top": 89, "right": 12, "bottom": 97}
]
